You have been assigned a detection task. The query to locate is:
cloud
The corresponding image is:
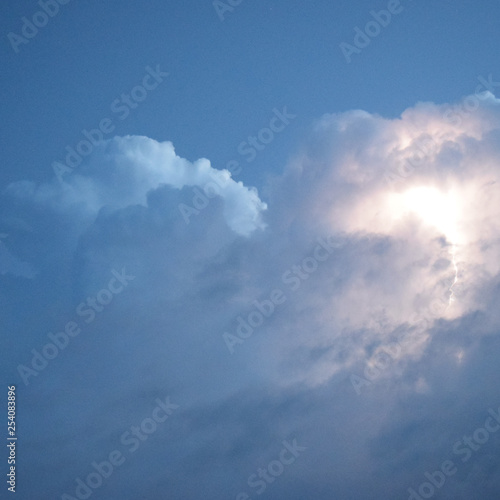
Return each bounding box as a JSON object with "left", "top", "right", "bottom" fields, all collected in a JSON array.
[
  {"left": 4, "top": 135, "right": 267, "bottom": 240},
  {"left": 256, "top": 92, "right": 500, "bottom": 383},
  {"left": 3, "top": 94, "right": 500, "bottom": 499}
]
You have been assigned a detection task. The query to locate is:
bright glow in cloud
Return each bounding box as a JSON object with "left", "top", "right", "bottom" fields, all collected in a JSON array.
[
  {"left": 388, "top": 185, "right": 463, "bottom": 306},
  {"left": 390, "top": 186, "right": 461, "bottom": 244},
  {"left": 262, "top": 92, "right": 500, "bottom": 390}
]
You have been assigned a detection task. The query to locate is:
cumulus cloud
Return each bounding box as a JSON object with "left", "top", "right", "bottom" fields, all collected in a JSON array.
[
  {"left": 3, "top": 135, "right": 267, "bottom": 239},
  {"left": 258, "top": 92, "right": 500, "bottom": 384},
  {"left": 3, "top": 94, "right": 500, "bottom": 499}
]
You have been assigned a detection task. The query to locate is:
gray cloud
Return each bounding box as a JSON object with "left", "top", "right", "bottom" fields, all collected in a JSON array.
[{"left": 3, "top": 95, "right": 500, "bottom": 499}]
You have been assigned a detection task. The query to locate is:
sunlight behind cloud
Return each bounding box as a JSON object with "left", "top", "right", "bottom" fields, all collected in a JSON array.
[{"left": 388, "top": 186, "right": 463, "bottom": 245}]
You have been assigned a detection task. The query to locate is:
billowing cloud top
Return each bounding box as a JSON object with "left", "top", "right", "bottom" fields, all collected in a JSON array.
[
  {"left": 5, "top": 135, "right": 267, "bottom": 241},
  {"left": 3, "top": 94, "right": 500, "bottom": 499}
]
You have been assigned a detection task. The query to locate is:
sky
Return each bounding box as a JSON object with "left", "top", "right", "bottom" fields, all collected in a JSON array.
[{"left": 1, "top": 0, "right": 500, "bottom": 499}]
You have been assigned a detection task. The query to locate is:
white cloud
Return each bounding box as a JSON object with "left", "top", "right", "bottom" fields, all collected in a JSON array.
[
  {"left": 4, "top": 135, "right": 267, "bottom": 239},
  {"left": 256, "top": 93, "right": 500, "bottom": 388}
]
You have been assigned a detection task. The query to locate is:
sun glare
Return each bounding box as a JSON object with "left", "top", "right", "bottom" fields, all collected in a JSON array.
[
  {"left": 389, "top": 186, "right": 462, "bottom": 245},
  {"left": 387, "top": 185, "right": 465, "bottom": 306}
]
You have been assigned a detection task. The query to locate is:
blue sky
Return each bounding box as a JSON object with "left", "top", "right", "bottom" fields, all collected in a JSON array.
[
  {"left": 2, "top": 0, "right": 500, "bottom": 499},
  {"left": 2, "top": 0, "right": 499, "bottom": 189}
]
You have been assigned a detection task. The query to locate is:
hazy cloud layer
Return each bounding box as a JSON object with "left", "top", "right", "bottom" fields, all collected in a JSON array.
[{"left": 3, "top": 94, "right": 500, "bottom": 499}]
